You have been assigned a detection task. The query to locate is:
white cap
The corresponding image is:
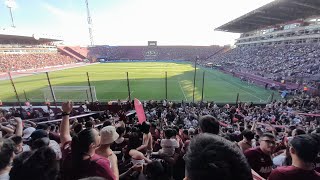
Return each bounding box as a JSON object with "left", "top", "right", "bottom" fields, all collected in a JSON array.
[
  {"left": 22, "top": 127, "right": 36, "bottom": 139},
  {"left": 100, "top": 126, "right": 119, "bottom": 145}
]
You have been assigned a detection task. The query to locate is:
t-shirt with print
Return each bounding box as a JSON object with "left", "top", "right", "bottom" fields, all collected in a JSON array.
[
  {"left": 61, "top": 141, "right": 116, "bottom": 180},
  {"left": 244, "top": 147, "right": 273, "bottom": 179}
]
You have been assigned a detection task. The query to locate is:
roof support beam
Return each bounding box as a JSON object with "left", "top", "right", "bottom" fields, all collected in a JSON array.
[
  {"left": 241, "top": 22, "right": 263, "bottom": 26},
  {"left": 246, "top": 18, "right": 278, "bottom": 24},
  {"left": 255, "top": 15, "right": 284, "bottom": 21},
  {"left": 290, "top": 1, "right": 320, "bottom": 11}
]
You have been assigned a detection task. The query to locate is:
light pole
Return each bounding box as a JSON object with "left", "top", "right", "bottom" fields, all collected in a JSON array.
[
  {"left": 5, "top": 0, "right": 16, "bottom": 28},
  {"left": 85, "top": 0, "right": 94, "bottom": 46}
]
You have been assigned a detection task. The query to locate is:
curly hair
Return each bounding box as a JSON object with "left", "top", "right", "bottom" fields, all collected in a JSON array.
[{"left": 185, "top": 133, "right": 253, "bottom": 180}]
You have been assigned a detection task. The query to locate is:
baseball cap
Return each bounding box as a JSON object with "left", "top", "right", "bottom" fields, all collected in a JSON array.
[
  {"left": 30, "top": 129, "right": 48, "bottom": 141},
  {"left": 36, "top": 124, "right": 49, "bottom": 130},
  {"left": 100, "top": 126, "right": 119, "bottom": 145},
  {"left": 22, "top": 127, "right": 36, "bottom": 139}
]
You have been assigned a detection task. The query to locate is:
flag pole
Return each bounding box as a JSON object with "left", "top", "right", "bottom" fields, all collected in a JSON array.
[{"left": 8, "top": 72, "right": 22, "bottom": 110}]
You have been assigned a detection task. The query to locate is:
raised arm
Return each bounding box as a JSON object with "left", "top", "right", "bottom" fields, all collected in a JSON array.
[
  {"left": 24, "top": 120, "right": 37, "bottom": 128},
  {"left": 60, "top": 101, "right": 73, "bottom": 145},
  {"left": 14, "top": 117, "right": 23, "bottom": 137},
  {"left": 251, "top": 121, "right": 257, "bottom": 132},
  {"left": 0, "top": 124, "right": 14, "bottom": 135}
]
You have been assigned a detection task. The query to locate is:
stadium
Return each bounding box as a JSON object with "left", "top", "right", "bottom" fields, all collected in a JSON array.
[
  {"left": 0, "top": 0, "right": 320, "bottom": 180},
  {"left": 0, "top": 43, "right": 277, "bottom": 104}
]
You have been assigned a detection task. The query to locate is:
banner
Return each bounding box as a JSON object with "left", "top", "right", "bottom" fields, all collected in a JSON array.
[{"left": 134, "top": 98, "right": 146, "bottom": 124}]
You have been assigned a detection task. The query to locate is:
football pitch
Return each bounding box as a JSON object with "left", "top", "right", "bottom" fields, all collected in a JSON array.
[{"left": 0, "top": 62, "right": 280, "bottom": 103}]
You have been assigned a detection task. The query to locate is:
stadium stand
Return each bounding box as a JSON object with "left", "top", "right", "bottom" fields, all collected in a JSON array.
[
  {"left": 210, "top": 43, "right": 320, "bottom": 88},
  {"left": 0, "top": 30, "right": 79, "bottom": 73},
  {"left": 211, "top": 0, "right": 320, "bottom": 92},
  {"left": 0, "top": 53, "right": 75, "bottom": 73},
  {"left": 87, "top": 45, "right": 225, "bottom": 61},
  {"left": 57, "top": 46, "right": 88, "bottom": 61}
]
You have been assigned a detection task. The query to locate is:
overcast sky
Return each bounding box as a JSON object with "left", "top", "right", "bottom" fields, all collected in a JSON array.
[{"left": 0, "top": 0, "right": 275, "bottom": 46}]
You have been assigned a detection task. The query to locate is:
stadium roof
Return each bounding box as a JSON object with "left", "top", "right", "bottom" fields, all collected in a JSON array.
[
  {"left": 0, "top": 29, "right": 62, "bottom": 43},
  {"left": 215, "top": 0, "right": 320, "bottom": 33},
  {"left": 0, "top": 34, "right": 62, "bottom": 42}
]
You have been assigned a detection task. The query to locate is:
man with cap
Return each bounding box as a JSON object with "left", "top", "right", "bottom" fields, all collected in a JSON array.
[
  {"left": 22, "top": 127, "right": 36, "bottom": 140},
  {"left": 96, "top": 126, "right": 120, "bottom": 179},
  {"left": 27, "top": 129, "right": 62, "bottom": 160},
  {"left": 36, "top": 124, "right": 62, "bottom": 160},
  {"left": 22, "top": 127, "right": 36, "bottom": 152},
  {"left": 29, "top": 129, "right": 50, "bottom": 150}
]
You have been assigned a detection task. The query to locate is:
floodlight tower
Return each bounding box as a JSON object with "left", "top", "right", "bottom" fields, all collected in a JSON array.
[
  {"left": 85, "top": 0, "right": 94, "bottom": 46},
  {"left": 5, "top": 0, "right": 16, "bottom": 28}
]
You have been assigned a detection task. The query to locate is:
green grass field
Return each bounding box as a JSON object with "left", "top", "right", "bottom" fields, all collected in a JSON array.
[{"left": 0, "top": 62, "right": 280, "bottom": 103}]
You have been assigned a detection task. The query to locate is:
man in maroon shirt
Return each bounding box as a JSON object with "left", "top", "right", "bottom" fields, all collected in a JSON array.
[
  {"left": 244, "top": 133, "right": 275, "bottom": 179},
  {"left": 268, "top": 134, "right": 320, "bottom": 180}
]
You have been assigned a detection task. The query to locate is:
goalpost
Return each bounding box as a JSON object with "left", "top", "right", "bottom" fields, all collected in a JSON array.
[{"left": 42, "top": 86, "right": 98, "bottom": 102}]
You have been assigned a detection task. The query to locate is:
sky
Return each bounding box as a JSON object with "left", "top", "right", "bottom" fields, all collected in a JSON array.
[{"left": 0, "top": 0, "right": 275, "bottom": 46}]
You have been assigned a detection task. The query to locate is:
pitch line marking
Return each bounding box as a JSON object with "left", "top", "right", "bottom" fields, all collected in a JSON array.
[
  {"left": 126, "top": 91, "right": 134, "bottom": 100},
  {"left": 178, "top": 79, "right": 188, "bottom": 101},
  {"left": 206, "top": 70, "right": 265, "bottom": 102}
]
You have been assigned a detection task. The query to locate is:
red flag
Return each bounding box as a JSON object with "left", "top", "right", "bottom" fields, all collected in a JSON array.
[
  {"left": 219, "top": 121, "right": 228, "bottom": 127},
  {"left": 232, "top": 117, "right": 239, "bottom": 123},
  {"left": 134, "top": 98, "right": 146, "bottom": 124}
]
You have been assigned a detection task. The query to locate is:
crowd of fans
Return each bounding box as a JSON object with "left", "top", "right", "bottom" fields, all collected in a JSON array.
[
  {"left": 0, "top": 53, "right": 77, "bottom": 73},
  {"left": 87, "top": 46, "right": 223, "bottom": 61},
  {"left": 210, "top": 44, "right": 320, "bottom": 88},
  {"left": 0, "top": 92, "right": 320, "bottom": 180}
]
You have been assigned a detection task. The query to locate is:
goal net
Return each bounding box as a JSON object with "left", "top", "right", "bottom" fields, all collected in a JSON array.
[{"left": 42, "top": 86, "right": 98, "bottom": 102}]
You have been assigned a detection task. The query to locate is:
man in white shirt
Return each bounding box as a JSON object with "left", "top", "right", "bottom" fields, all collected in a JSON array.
[
  {"left": 160, "top": 137, "right": 179, "bottom": 157},
  {"left": 158, "top": 129, "right": 179, "bottom": 157}
]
